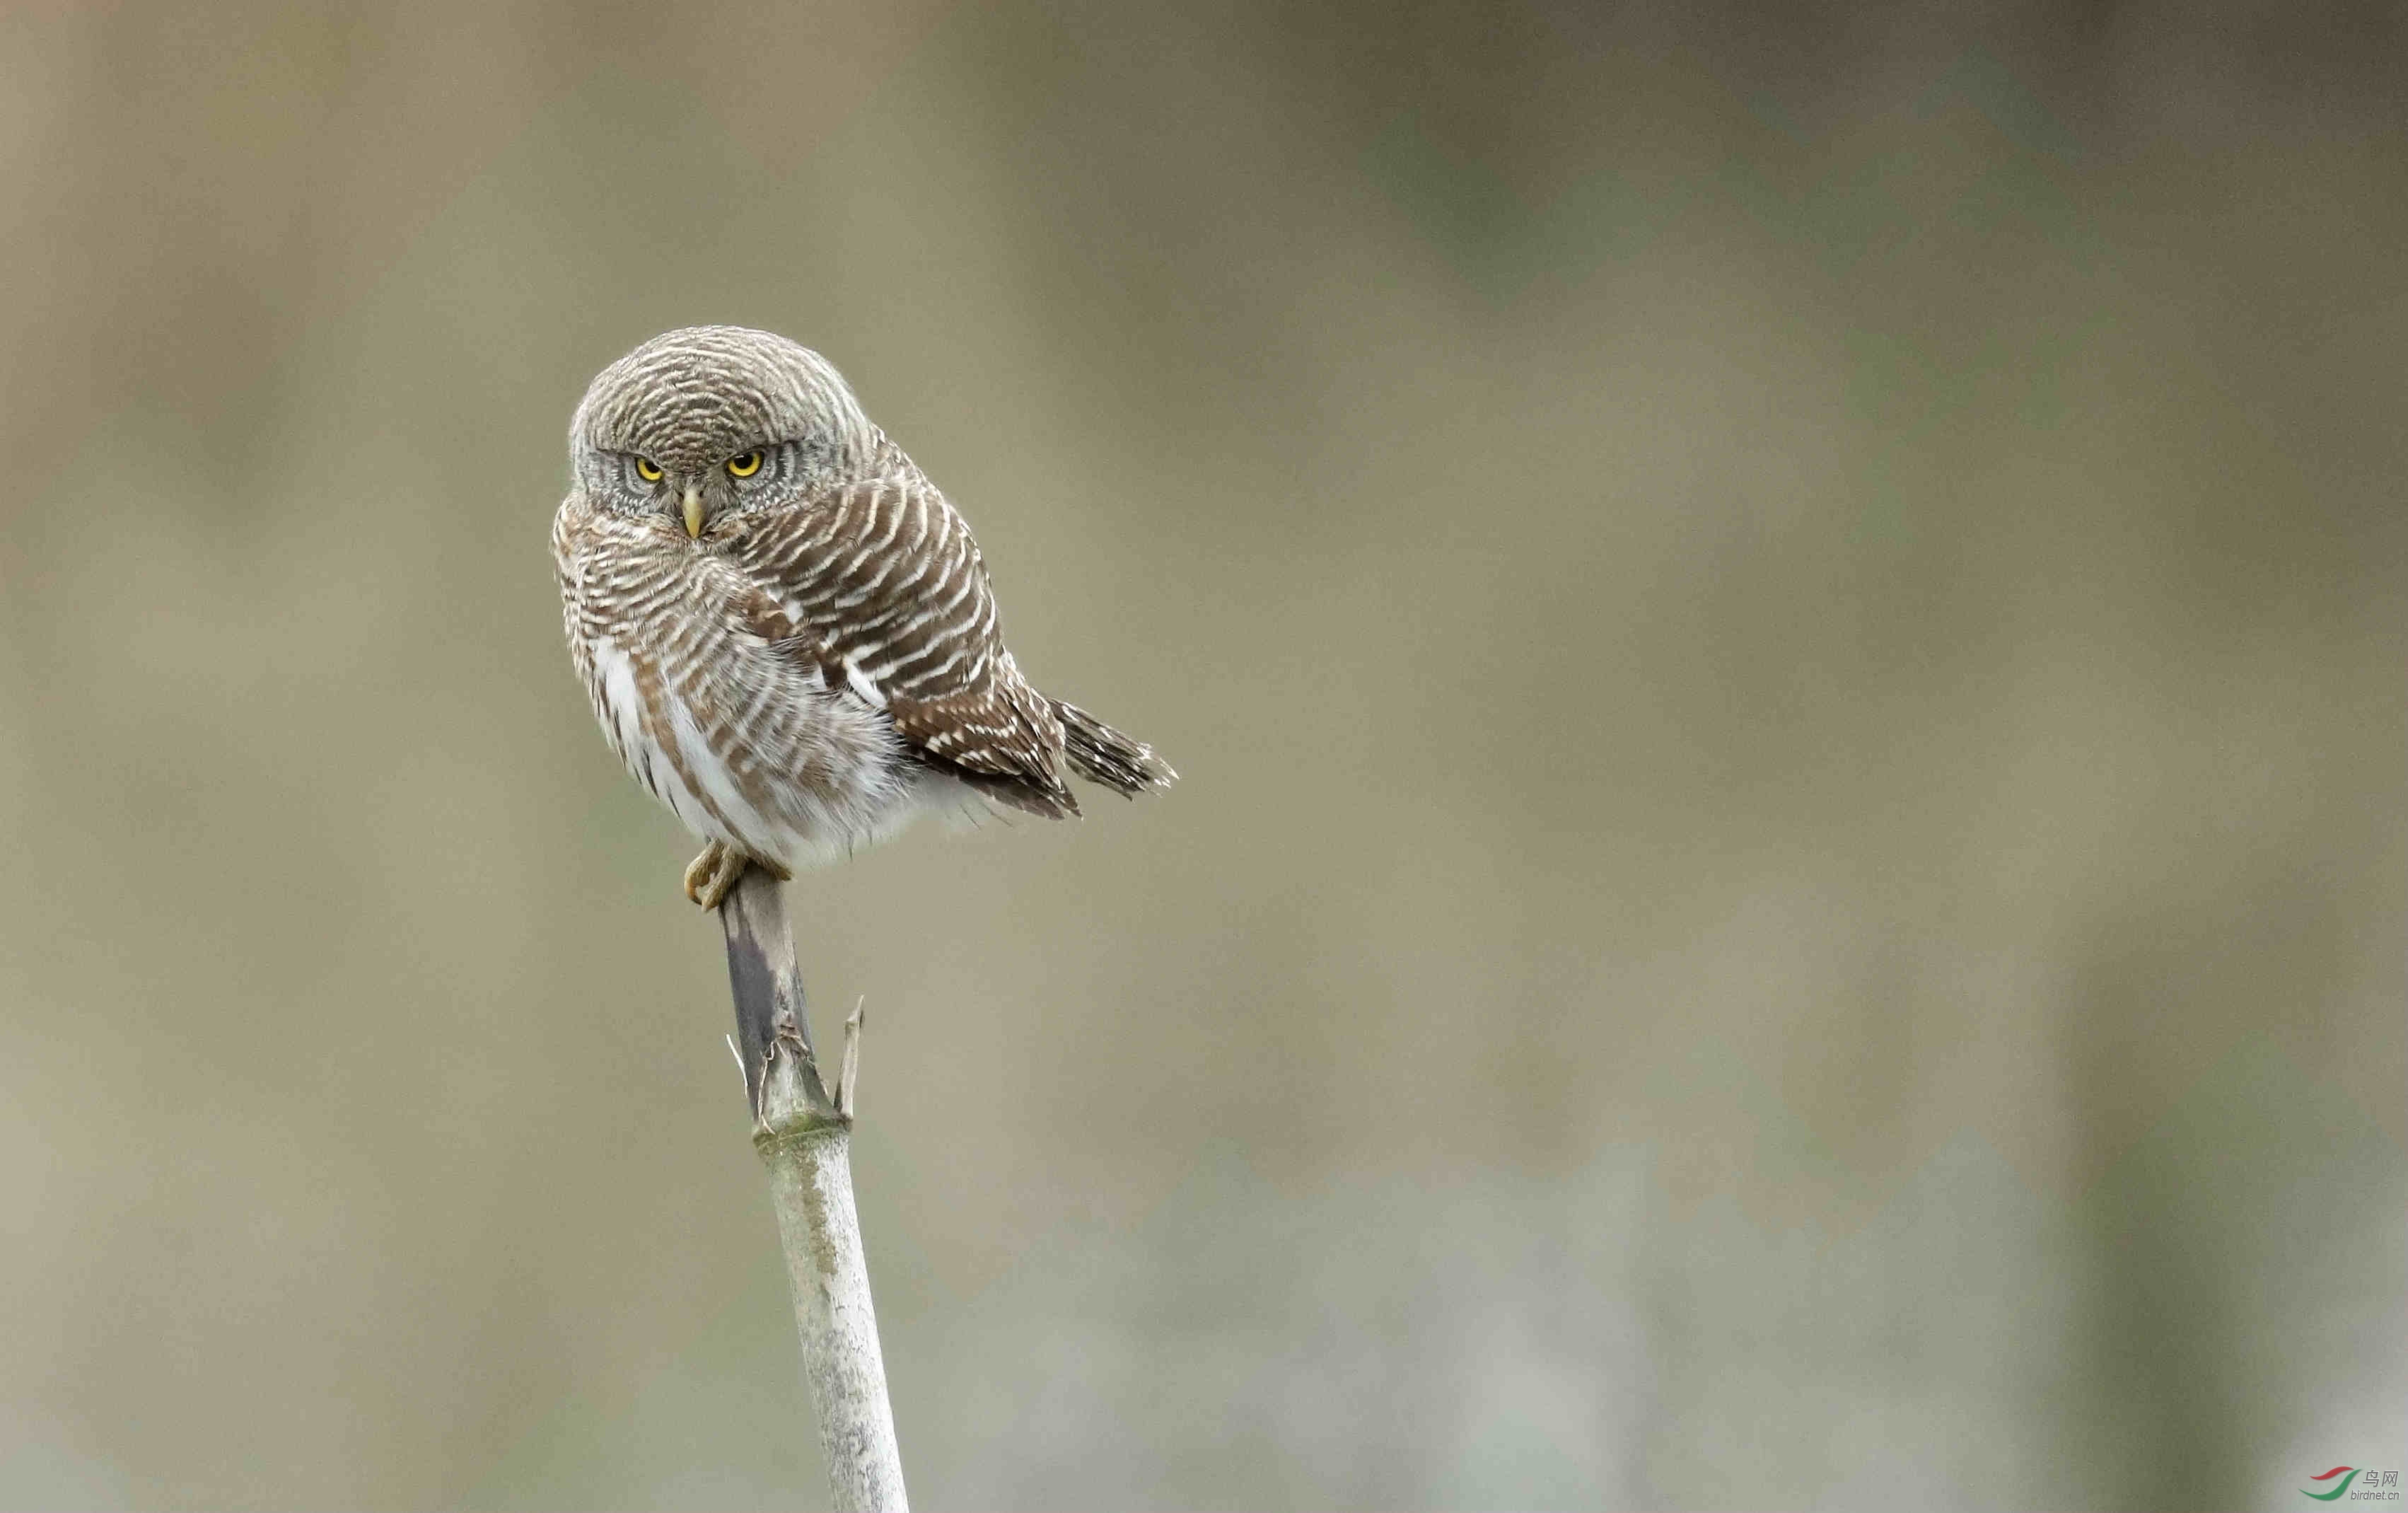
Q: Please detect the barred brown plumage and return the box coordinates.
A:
[554,325,1174,908]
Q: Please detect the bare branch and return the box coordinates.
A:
[719,864,907,1513]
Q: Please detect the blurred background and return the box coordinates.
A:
[1,1,2401,1508]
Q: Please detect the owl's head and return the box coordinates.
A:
[568,325,878,537]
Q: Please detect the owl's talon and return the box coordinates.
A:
[680,842,719,904]
[683,842,744,910]
[683,842,792,909]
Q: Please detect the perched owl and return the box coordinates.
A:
[554,325,1174,909]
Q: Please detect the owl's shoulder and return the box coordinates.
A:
[552,489,618,558]
[728,468,946,570]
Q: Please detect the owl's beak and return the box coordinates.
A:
[682,486,706,540]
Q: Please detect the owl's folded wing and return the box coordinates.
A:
[727,474,1078,818]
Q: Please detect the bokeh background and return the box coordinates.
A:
[2,1,2401,1508]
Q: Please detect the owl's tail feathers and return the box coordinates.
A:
[1054,700,1177,799]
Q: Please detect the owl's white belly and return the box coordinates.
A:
[585,638,959,870]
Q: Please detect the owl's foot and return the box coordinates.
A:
[682,841,791,910]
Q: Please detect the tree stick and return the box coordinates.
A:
[718,864,907,1513]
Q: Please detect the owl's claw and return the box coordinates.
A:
[682,841,791,910]
[682,842,740,910]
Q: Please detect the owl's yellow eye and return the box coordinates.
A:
[726,451,764,478]
[634,457,663,482]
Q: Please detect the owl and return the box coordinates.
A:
[553,325,1174,909]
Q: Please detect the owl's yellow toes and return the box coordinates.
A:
[682,842,791,909]
[682,842,743,910]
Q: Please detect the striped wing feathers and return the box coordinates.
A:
[731,476,1076,815]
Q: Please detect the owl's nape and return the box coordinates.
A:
[554,324,1174,908]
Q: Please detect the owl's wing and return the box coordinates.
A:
[728,473,1078,818]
